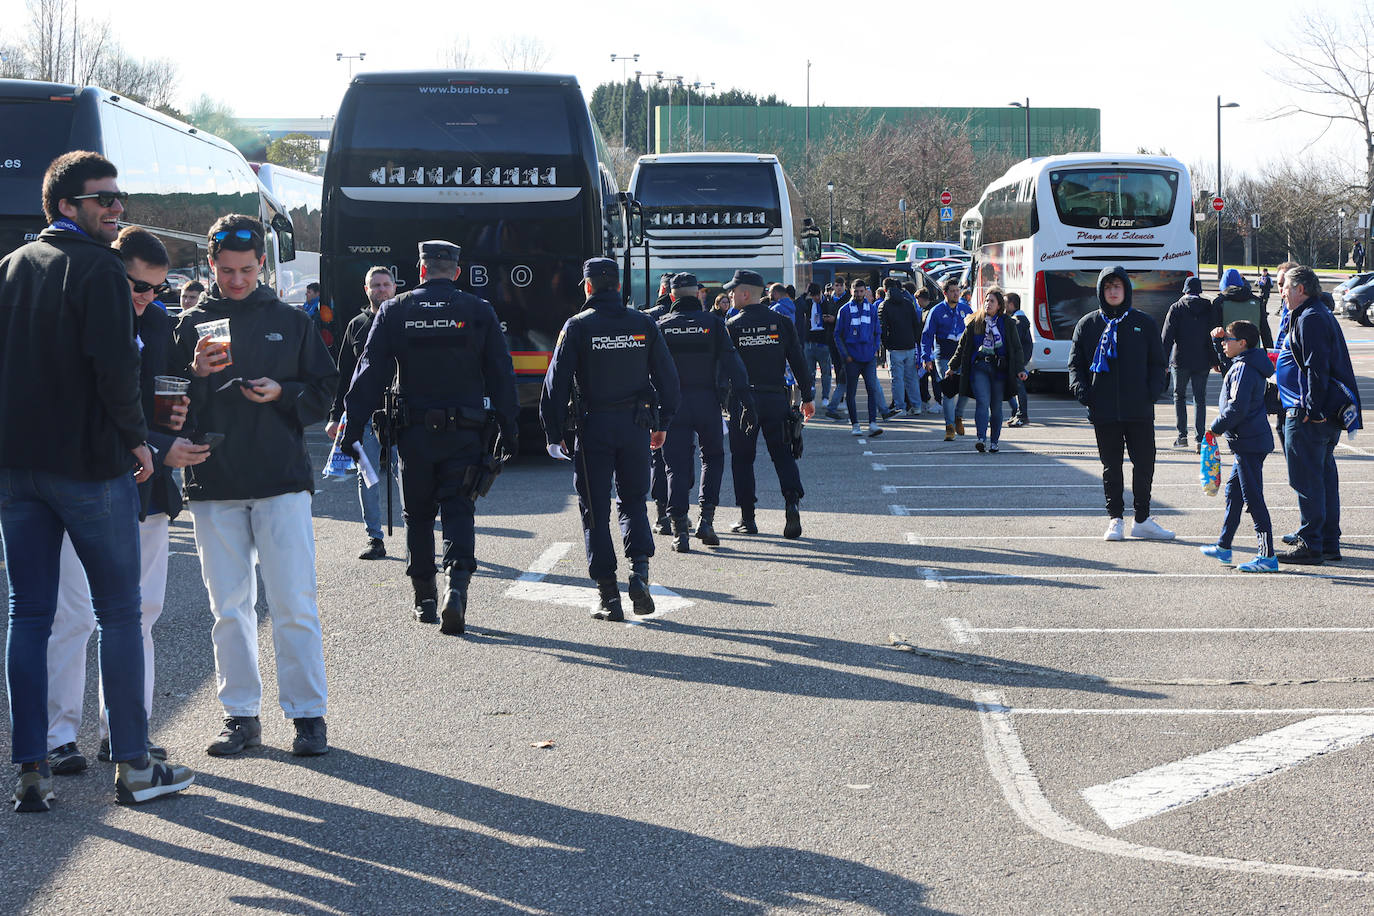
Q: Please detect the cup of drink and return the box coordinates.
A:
[195,318,232,369]
[153,376,190,427]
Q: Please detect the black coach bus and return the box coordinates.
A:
[321,70,615,409]
[0,79,297,308]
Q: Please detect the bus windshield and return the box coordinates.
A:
[1049,168,1179,229]
[635,163,780,211]
[0,100,75,216]
[345,83,575,157]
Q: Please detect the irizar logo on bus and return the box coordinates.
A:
[369,166,557,187]
[1098,217,1138,229]
[591,334,646,350]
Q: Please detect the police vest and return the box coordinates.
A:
[728,305,790,390]
[393,283,492,409]
[658,307,722,389]
[572,297,658,409]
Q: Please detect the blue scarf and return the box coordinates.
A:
[1090,308,1131,374]
[50,217,90,238]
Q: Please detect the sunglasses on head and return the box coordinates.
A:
[130,279,171,296]
[212,228,260,243]
[70,191,130,208]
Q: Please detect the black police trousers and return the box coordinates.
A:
[663,387,725,517]
[729,391,804,508]
[573,411,655,580]
[397,425,481,580]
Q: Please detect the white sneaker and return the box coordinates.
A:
[867,423,884,437]
[850,424,863,436]
[1130,516,1176,540]
[1103,518,1125,541]
[924,402,942,415]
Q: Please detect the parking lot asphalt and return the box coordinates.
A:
[1,317,1372,914]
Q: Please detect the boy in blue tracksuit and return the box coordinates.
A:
[1201,321,1277,572]
[834,277,885,436]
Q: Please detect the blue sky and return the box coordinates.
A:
[1,0,1363,183]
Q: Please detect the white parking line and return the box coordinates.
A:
[883,482,1211,491]
[974,690,1374,883]
[943,617,1374,645]
[938,570,1374,582]
[504,542,691,617]
[1080,716,1374,829]
[890,504,1374,514]
[910,533,1374,543]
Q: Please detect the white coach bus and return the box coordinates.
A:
[622,152,818,306]
[963,154,1198,381]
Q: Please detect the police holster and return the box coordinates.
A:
[632,393,661,430]
[787,403,805,459]
[461,411,508,501]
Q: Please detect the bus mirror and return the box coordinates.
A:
[271,214,296,263]
[629,210,644,246]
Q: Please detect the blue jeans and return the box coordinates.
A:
[0,468,147,764]
[888,349,919,410]
[1283,415,1342,552]
[844,359,883,424]
[970,361,1005,442]
[1011,376,1029,419]
[1174,367,1211,440]
[358,423,399,540]
[804,341,833,402]
[936,355,970,425]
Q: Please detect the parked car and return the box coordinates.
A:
[809,259,938,302]
[821,241,887,262]
[896,239,970,262]
[1342,277,1374,326]
[916,256,965,273]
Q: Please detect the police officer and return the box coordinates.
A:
[657,272,755,552]
[724,269,815,538]
[645,273,678,533]
[540,258,681,621]
[344,241,518,636]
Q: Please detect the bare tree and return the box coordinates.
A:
[1268,2,1374,203]
[496,35,550,72]
[439,37,481,69]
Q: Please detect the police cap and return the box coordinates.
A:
[723,269,765,291]
[418,240,461,262]
[671,272,699,290]
[582,257,620,280]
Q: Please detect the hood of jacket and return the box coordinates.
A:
[1235,345,1275,379]
[1221,268,1248,292]
[1096,266,1133,319]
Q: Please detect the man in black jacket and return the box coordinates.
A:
[1160,276,1221,450]
[0,151,194,811]
[1069,266,1173,542]
[325,266,399,560]
[46,227,211,776]
[878,278,922,416]
[173,214,338,759]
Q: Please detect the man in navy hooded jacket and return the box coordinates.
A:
[1274,265,1363,564]
[1160,276,1221,450]
[1069,266,1173,542]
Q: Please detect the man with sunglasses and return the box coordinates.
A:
[46,227,211,776]
[173,214,338,758]
[0,151,196,811]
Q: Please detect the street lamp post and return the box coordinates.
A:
[1008,98,1030,159]
[660,75,683,152]
[1216,96,1240,281]
[696,82,715,149]
[827,181,835,243]
[336,52,366,80]
[610,53,640,150]
[1339,206,1347,269]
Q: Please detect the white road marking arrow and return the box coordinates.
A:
[1081,716,1374,829]
[503,542,693,617]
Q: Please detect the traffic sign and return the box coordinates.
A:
[940,206,954,222]
[1212,197,1225,212]
[940,190,953,206]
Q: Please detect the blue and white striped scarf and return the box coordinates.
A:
[1090,308,1131,373]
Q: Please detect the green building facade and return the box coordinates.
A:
[652,105,1101,160]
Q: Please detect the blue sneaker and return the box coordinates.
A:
[1200,544,1232,563]
[1237,556,1279,573]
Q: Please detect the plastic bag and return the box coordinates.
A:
[1200,435,1221,496]
[323,412,356,479]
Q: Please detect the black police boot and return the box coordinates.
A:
[783,499,803,540]
[654,501,672,535]
[440,570,470,636]
[730,506,757,534]
[670,515,692,553]
[412,576,438,624]
[592,579,624,621]
[628,558,655,616]
[694,505,720,546]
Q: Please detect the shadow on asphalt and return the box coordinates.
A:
[102,758,954,915]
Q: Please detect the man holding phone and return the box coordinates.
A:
[173,214,338,758]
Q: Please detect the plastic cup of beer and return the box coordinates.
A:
[195,318,232,368]
[153,376,190,427]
